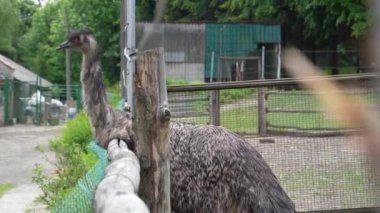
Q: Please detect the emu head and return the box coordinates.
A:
[57,28,97,53]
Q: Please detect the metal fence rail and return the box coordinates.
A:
[167,74,379,212]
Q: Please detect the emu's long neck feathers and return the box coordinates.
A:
[80,36,109,129]
[78,36,132,149]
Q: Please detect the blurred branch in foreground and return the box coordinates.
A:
[283,49,380,208]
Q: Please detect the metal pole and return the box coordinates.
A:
[64,9,71,103]
[210,51,215,82]
[125,0,136,116]
[120,0,127,99]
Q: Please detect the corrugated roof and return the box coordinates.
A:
[0,54,52,87]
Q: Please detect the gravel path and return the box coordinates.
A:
[0,125,61,213]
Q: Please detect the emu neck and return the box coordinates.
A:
[80,39,109,129]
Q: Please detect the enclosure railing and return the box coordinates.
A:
[168,73,377,136]
[0,80,82,126]
[167,73,379,212]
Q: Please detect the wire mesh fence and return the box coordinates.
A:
[51,142,108,213]
[0,78,82,126]
[168,74,379,212]
[135,22,372,84]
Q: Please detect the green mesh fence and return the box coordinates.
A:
[51,142,108,213]
[51,101,125,212]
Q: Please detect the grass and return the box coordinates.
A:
[0,183,16,198]
[178,87,377,133]
[281,165,375,210]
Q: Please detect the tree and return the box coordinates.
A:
[217,0,278,22]
[0,0,20,56]
[17,0,371,84]
[283,0,369,74]
[164,0,220,21]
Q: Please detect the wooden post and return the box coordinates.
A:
[134,48,171,212]
[258,88,267,136]
[258,57,267,136]
[210,90,220,126]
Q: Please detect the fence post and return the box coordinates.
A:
[210,90,220,126]
[4,78,9,126]
[258,54,267,136]
[134,48,171,212]
[258,89,267,136]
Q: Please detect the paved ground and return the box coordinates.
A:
[0,125,61,213]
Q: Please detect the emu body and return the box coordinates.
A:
[58,29,295,212]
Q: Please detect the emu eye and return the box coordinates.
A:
[71,36,80,43]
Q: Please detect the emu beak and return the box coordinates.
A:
[57,40,72,50]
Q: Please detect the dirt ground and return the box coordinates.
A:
[246,135,378,212]
[0,125,61,213]
[0,124,376,212]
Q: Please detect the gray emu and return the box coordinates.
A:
[58,29,295,213]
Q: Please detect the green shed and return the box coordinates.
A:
[205,23,281,81]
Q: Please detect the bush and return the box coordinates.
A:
[33,112,96,209]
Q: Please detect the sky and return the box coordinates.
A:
[33,0,48,6]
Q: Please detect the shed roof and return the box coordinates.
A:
[0,54,52,87]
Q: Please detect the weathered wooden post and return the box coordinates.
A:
[258,88,267,136]
[210,90,220,126]
[258,51,267,136]
[134,47,171,212]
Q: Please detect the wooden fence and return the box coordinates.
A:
[167,73,376,136]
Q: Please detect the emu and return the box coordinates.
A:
[58,29,295,213]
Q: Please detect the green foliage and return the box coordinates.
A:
[220,88,256,104]
[3,0,372,85]
[218,0,278,22]
[0,183,16,198]
[0,0,20,55]
[106,83,122,107]
[50,85,62,99]
[286,0,369,42]
[33,112,96,209]
[165,0,220,21]
[18,1,66,83]
[166,77,203,86]
[136,0,155,21]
